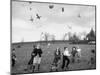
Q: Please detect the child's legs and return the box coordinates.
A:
[66,57,70,68]
[72,56,75,63]
[12,59,15,67]
[30,64,33,70]
[32,57,38,72]
[37,57,41,70]
[62,56,66,69]
[37,57,41,64]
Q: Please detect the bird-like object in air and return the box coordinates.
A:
[36,14,41,19]
[67,25,72,29]
[29,1,32,4]
[49,5,54,9]
[29,16,34,22]
[62,7,64,12]
[30,7,32,11]
[78,14,81,18]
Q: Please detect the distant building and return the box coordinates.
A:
[63,32,73,40]
[40,32,55,41]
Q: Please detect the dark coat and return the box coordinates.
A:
[28,50,35,65]
[33,48,43,57]
[71,50,78,57]
[53,49,61,64]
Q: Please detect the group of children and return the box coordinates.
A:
[50,46,82,71]
[11,44,95,72]
[27,45,82,72]
[25,45,43,72]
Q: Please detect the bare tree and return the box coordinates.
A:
[69,33,80,43]
[62,33,68,40]
[40,32,44,41]
[50,34,55,44]
[86,28,96,41]
[51,34,55,41]
[44,32,49,41]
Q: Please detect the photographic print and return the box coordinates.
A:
[11,0,96,74]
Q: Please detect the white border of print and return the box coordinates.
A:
[0,0,100,75]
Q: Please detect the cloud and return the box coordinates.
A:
[12,18,41,42]
[12,1,95,42]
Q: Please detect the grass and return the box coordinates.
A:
[11,42,96,74]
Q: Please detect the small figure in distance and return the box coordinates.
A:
[12,48,17,67]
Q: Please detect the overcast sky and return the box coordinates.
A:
[12,1,95,43]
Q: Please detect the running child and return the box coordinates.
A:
[62,47,71,70]
[50,47,61,72]
[32,44,43,72]
[71,47,78,63]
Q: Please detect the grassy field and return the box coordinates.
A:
[11,42,96,74]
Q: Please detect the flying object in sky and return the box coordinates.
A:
[36,14,41,19]
[29,1,32,4]
[28,1,32,11]
[62,7,64,12]
[49,5,54,9]
[78,14,81,18]
[30,7,32,11]
[67,25,72,29]
[29,16,34,22]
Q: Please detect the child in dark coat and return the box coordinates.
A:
[71,47,78,63]
[24,45,36,72]
[12,48,17,67]
[62,47,71,70]
[32,45,43,72]
[50,48,61,71]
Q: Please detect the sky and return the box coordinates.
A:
[12,1,95,43]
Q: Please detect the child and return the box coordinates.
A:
[12,48,17,67]
[24,45,36,72]
[88,49,96,67]
[76,46,82,63]
[50,48,61,71]
[62,47,71,70]
[32,44,43,72]
[71,47,78,63]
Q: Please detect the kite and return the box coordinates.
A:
[49,5,54,9]
[62,7,64,12]
[36,14,41,19]
[29,16,34,22]
[29,1,32,4]
[78,14,81,18]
